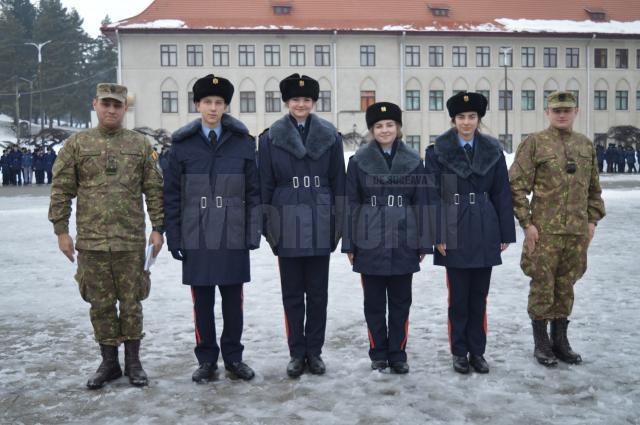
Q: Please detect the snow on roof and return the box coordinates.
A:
[119,19,187,29]
[496,18,640,34]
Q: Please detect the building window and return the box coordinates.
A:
[213,45,229,66]
[521,90,535,111]
[317,90,332,112]
[543,90,554,109]
[405,45,420,67]
[162,91,178,113]
[521,47,535,67]
[568,90,580,106]
[637,49,640,68]
[405,90,420,111]
[240,91,256,113]
[543,47,557,68]
[429,90,444,111]
[566,48,579,68]
[429,135,439,143]
[477,90,490,110]
[290,45,305,66]
[476,46,490,67]
[360,90,375,111]
[429,7,449,16]
[637,91,640,111]
[615,90,628,110]
[186,45,203,67]
[188,92,197,113]
[160,44,177,66]
[265,91,281,113]
[239,45,255,66]
[499,47,513,67]
[272,5,291,15]
[594,48,607,68]
[452,46,467,67]
[264,45,280,66]
[615,49,628,69]
[315,45,330,66]
[499,90,512,110]
[406,135,420,152]
[360,45,375,66]
[428,46,444,67]
[498,134,513,153]
[594,90,607,110]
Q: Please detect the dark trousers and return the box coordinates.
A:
[278,255,330,359]
[597,161,604,173]
[446,267,492,357]
[45,169,52,184]
[35,170,45,184]
[362,274,412,363]
[191,284,244,364]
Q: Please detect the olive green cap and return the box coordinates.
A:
[547,91,577,109]
[96,83,127,103]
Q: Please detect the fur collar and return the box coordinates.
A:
[172,114,248,143]
[434,128,502,178]
[354,139,421,176]
[269,114,337,160]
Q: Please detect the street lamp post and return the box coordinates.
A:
[500,47,512,152]
[18,77,34,136]
[25,40,51,130]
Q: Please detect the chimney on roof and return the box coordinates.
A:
[428,5,450,17]
[584,8,607,21]
[272,3,293,15]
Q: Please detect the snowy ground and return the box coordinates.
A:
[1,180,639,425]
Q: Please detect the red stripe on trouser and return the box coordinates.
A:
[446,271,452,354]
[361,275,374,348]
[191,287,202,345]
[401,319,409,350]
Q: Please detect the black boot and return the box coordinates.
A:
[389,361,410,374]
[452,355,470,374]
[469,355,490,374]
[87,344,122,389]
[370,360,388,371]
[192,362,217,383]
[124,340,148,387]
[532,320,558,367]
[287,357,305,378]
[224,361,255,381]
[550,318,582,364]
[306,355,326,375]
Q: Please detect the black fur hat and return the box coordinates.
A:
[192,74,234,104]
[365,102,402,128]
[279,73,320,102]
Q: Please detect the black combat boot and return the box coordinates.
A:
[389,361,410,374]
[532,320,558,367]
[371,360,388,371]
[124,340,148,387]
[287,357,305,378]
[87,344,122,389]
[224,361,255,381]
[452,355,470,374]
[469,355,489,374]
[550,318,583,364]
[192,362,217,383]
[306,355,326,375]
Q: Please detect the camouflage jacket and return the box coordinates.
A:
[509,126,606,235]
[48,127,164,251]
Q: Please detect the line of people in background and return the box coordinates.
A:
[0,145,56,186]
[597,143,640,173]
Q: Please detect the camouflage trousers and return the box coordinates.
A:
[75,249,151,346]
[520,233,589,320]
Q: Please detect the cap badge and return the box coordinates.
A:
[381,106,387,112]
[212,78,219,85]
[464,95,469,102]
[299,80,305,87]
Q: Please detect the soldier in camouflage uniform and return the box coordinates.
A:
[509,91,606,367]
[48,83,164,389]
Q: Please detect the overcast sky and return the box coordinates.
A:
[54,0,155,37]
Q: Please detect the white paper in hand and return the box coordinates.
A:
[144,244,157,271]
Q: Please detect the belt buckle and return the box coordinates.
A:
[469,192,476,205]
[454,193,460,205]
[292,177,299,188]
[314,176,320,187]
[388,195,394,207]
[371,195,377,206]
[397,195,403,207]
[216,196,223,208]
[200,196,207,209]
[303,176,310,188]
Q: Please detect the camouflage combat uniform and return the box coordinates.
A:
[509,126,606,320]
[48,125,163,346]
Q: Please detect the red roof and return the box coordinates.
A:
[104,0,640,35]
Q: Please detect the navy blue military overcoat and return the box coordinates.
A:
[342,139,432,276]
[164,114,261,286]
[424,128,516,268]
[258,114,345,257]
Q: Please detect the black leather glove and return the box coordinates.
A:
[170,249,185,261]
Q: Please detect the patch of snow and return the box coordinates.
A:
[496,18,640,34]
[120,19,187,29]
